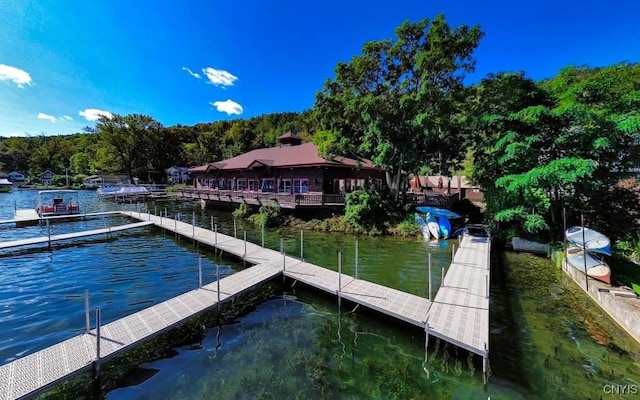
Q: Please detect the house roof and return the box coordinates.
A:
[39,170,54,176]
[83,175,102,180]
[167,166,190,172]
[188,142,381,174]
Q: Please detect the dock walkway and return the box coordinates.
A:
[426,234,490,358]
[0,211,122,225]
[0,211,491,399]
[0,221,154,251]
[122,211,433,329]
[0,262,280,400]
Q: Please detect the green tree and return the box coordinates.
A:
[467,65,640,238]
[314,15,483,193]
[95,114,163,184]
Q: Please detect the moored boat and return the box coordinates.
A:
[564,246,611,284]
[438,215,452,239]
[414,213,431,238]
[36,190,81,217]
[0,178,12,193]
[565,226,611,256]
[426,213,441,239]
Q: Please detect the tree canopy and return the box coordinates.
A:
[313,15,483,193]
[465,64,640,239]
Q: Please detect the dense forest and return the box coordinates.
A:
[1,15,639,242]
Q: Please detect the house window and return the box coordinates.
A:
[262,178,275,193]
[219,178,226,189]
[237,179,247,191]
[248,179,259,191]
[375,179,382,190]
[278,179,292,194]
[293,178,309,194]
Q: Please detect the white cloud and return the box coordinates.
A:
[37,112,56,123]
[210,99,243,115]
[202,67,238,87]
[0,64,32,87]
[61,115,73,121]
[2,132,29,137]
[182,66,201,79]
[79,108,113,121]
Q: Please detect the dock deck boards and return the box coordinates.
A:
[0,263,280,400]
[0,211,491,399]
[124,212,433,328]
[0,211,122,225]
[426,235,490,356]
[0,221,154,250]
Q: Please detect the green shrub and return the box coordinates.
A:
[232,202,250,219]
[249,201,283,228]
[344,186,410,233]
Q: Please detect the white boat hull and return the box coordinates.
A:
[565,247,611,284]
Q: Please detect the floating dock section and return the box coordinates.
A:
[0,211,492,399]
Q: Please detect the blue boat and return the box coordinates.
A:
[415,206,461,220]
[438,215,452,238]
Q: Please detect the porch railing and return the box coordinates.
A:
[177,188,456,208]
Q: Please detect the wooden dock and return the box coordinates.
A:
[0,211,122,226]
[0,221,154,251]
[0,211,491,399]
[425,234,491,372]
[122,211,433,328]
[0,263,281,400]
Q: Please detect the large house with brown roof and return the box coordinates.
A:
[183,133,386,208]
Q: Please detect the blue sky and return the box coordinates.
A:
[1,0,638,137]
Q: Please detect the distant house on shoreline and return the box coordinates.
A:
[409,175,484,202]
[39,170,54,186]
[188,132,385,200]
[166,166,190,184]
[8,171,27,182]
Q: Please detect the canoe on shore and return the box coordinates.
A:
[565,246,611,284]
[565,226,611,256]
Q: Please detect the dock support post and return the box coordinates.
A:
[280,236,283,254]
[216,263,221,313]
[164,207,167,218]
[486,275,489,299]
[428,253,432,301]
[300,230,304,261]
[581,214,589,291]
[355,240,359,280]
[211,215,214,232]
[214,224,218,245]
[47,219,51,249]
[338,251,342,309]
[174,216,177,238]
[425,326,429,363]
[155,205,157,216]
[198,256,202,288]
[95,308,102,375]
[243,231,247,266]
[233,219,237,238]
[85,289,90,333]
[192,211,195,240]
[483,342,488,385]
